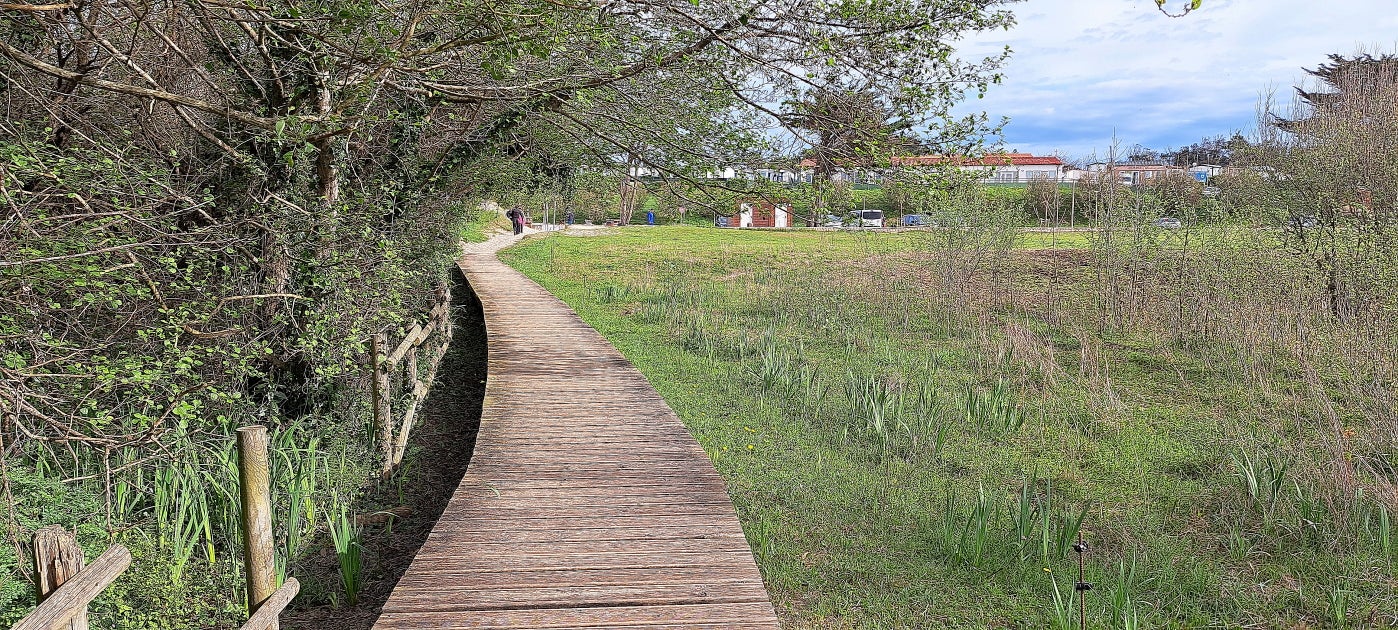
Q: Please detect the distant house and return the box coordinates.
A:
[748,167,809,184]
[1187,164,1223,182]
[1091,162,1187,186]
[897,153,1066,183]
[796,152,1066,184]
[705,166,740,180]
[884,153,1067,183]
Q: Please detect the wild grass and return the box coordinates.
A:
[327,505,364,606]
[501,226,1398,628]
[0,413,370,627]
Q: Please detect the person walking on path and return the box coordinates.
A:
[506,207,524,235]
[566,209,575,226]
[646,210,656,225]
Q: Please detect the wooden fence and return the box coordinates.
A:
[15,530,129,630]
[12,290,458,627]
[12,426,298,630]
[369,285,454,477]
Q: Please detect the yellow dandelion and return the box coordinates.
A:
[746,444,755,450]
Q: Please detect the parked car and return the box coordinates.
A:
[900,214,929,227]
[1150,217,1182,229]
[822,214,845,227]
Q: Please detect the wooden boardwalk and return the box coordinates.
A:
[374,234,781,630]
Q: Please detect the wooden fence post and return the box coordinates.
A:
[237,426,277,629]
[370,332,393,477]
[33,525,86,630]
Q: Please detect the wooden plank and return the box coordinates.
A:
[420,532,749,553]
[391,564,759,590]
[421,515,744,532]
[386,323,425,369]
[237,578,299,630]
[379,625,777,630]
[382,582,771,612]
[443,488,735,504]
[412,536,755,560]
[447,478,730,492]
[374,602,780,629]
[437,504,740,522]
[391,346,423,467]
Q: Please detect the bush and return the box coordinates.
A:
[1141,171,1204,218]
[1023,179,1072,223]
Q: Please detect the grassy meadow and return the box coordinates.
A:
[500,225,1398,629]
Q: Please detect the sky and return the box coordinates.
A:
[952,0,1398,162]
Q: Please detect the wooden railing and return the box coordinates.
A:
[236,578,299,630]
[14,532,129,630]
[12,426,300,630]
[369,287,454,476]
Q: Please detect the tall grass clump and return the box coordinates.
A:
[844,371,902,451]
[963,378,1029,435]
[940,485,998,568]
[1232,450,1290,520]
[328,505,365,607]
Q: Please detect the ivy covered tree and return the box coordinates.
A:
[1,0,1017,439]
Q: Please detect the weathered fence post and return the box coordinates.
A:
[370,332,393,477]
[33,525,86,630]
[237,426,277,629]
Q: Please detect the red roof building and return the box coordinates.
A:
[893,153,1065,183]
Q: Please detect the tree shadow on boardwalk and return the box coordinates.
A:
[284,265,487,629]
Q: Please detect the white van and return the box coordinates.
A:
[854,210,884,228]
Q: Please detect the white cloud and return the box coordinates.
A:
[951,0,1398,159]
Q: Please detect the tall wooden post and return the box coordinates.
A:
[370,332,393,477]
[237,426,277,629]
[33,525,86,630]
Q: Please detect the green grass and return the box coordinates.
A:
[500,226,1398,628]
[461,204,511,243]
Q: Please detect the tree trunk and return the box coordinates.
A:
[619,153,640,225]
[314,71,339,211]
